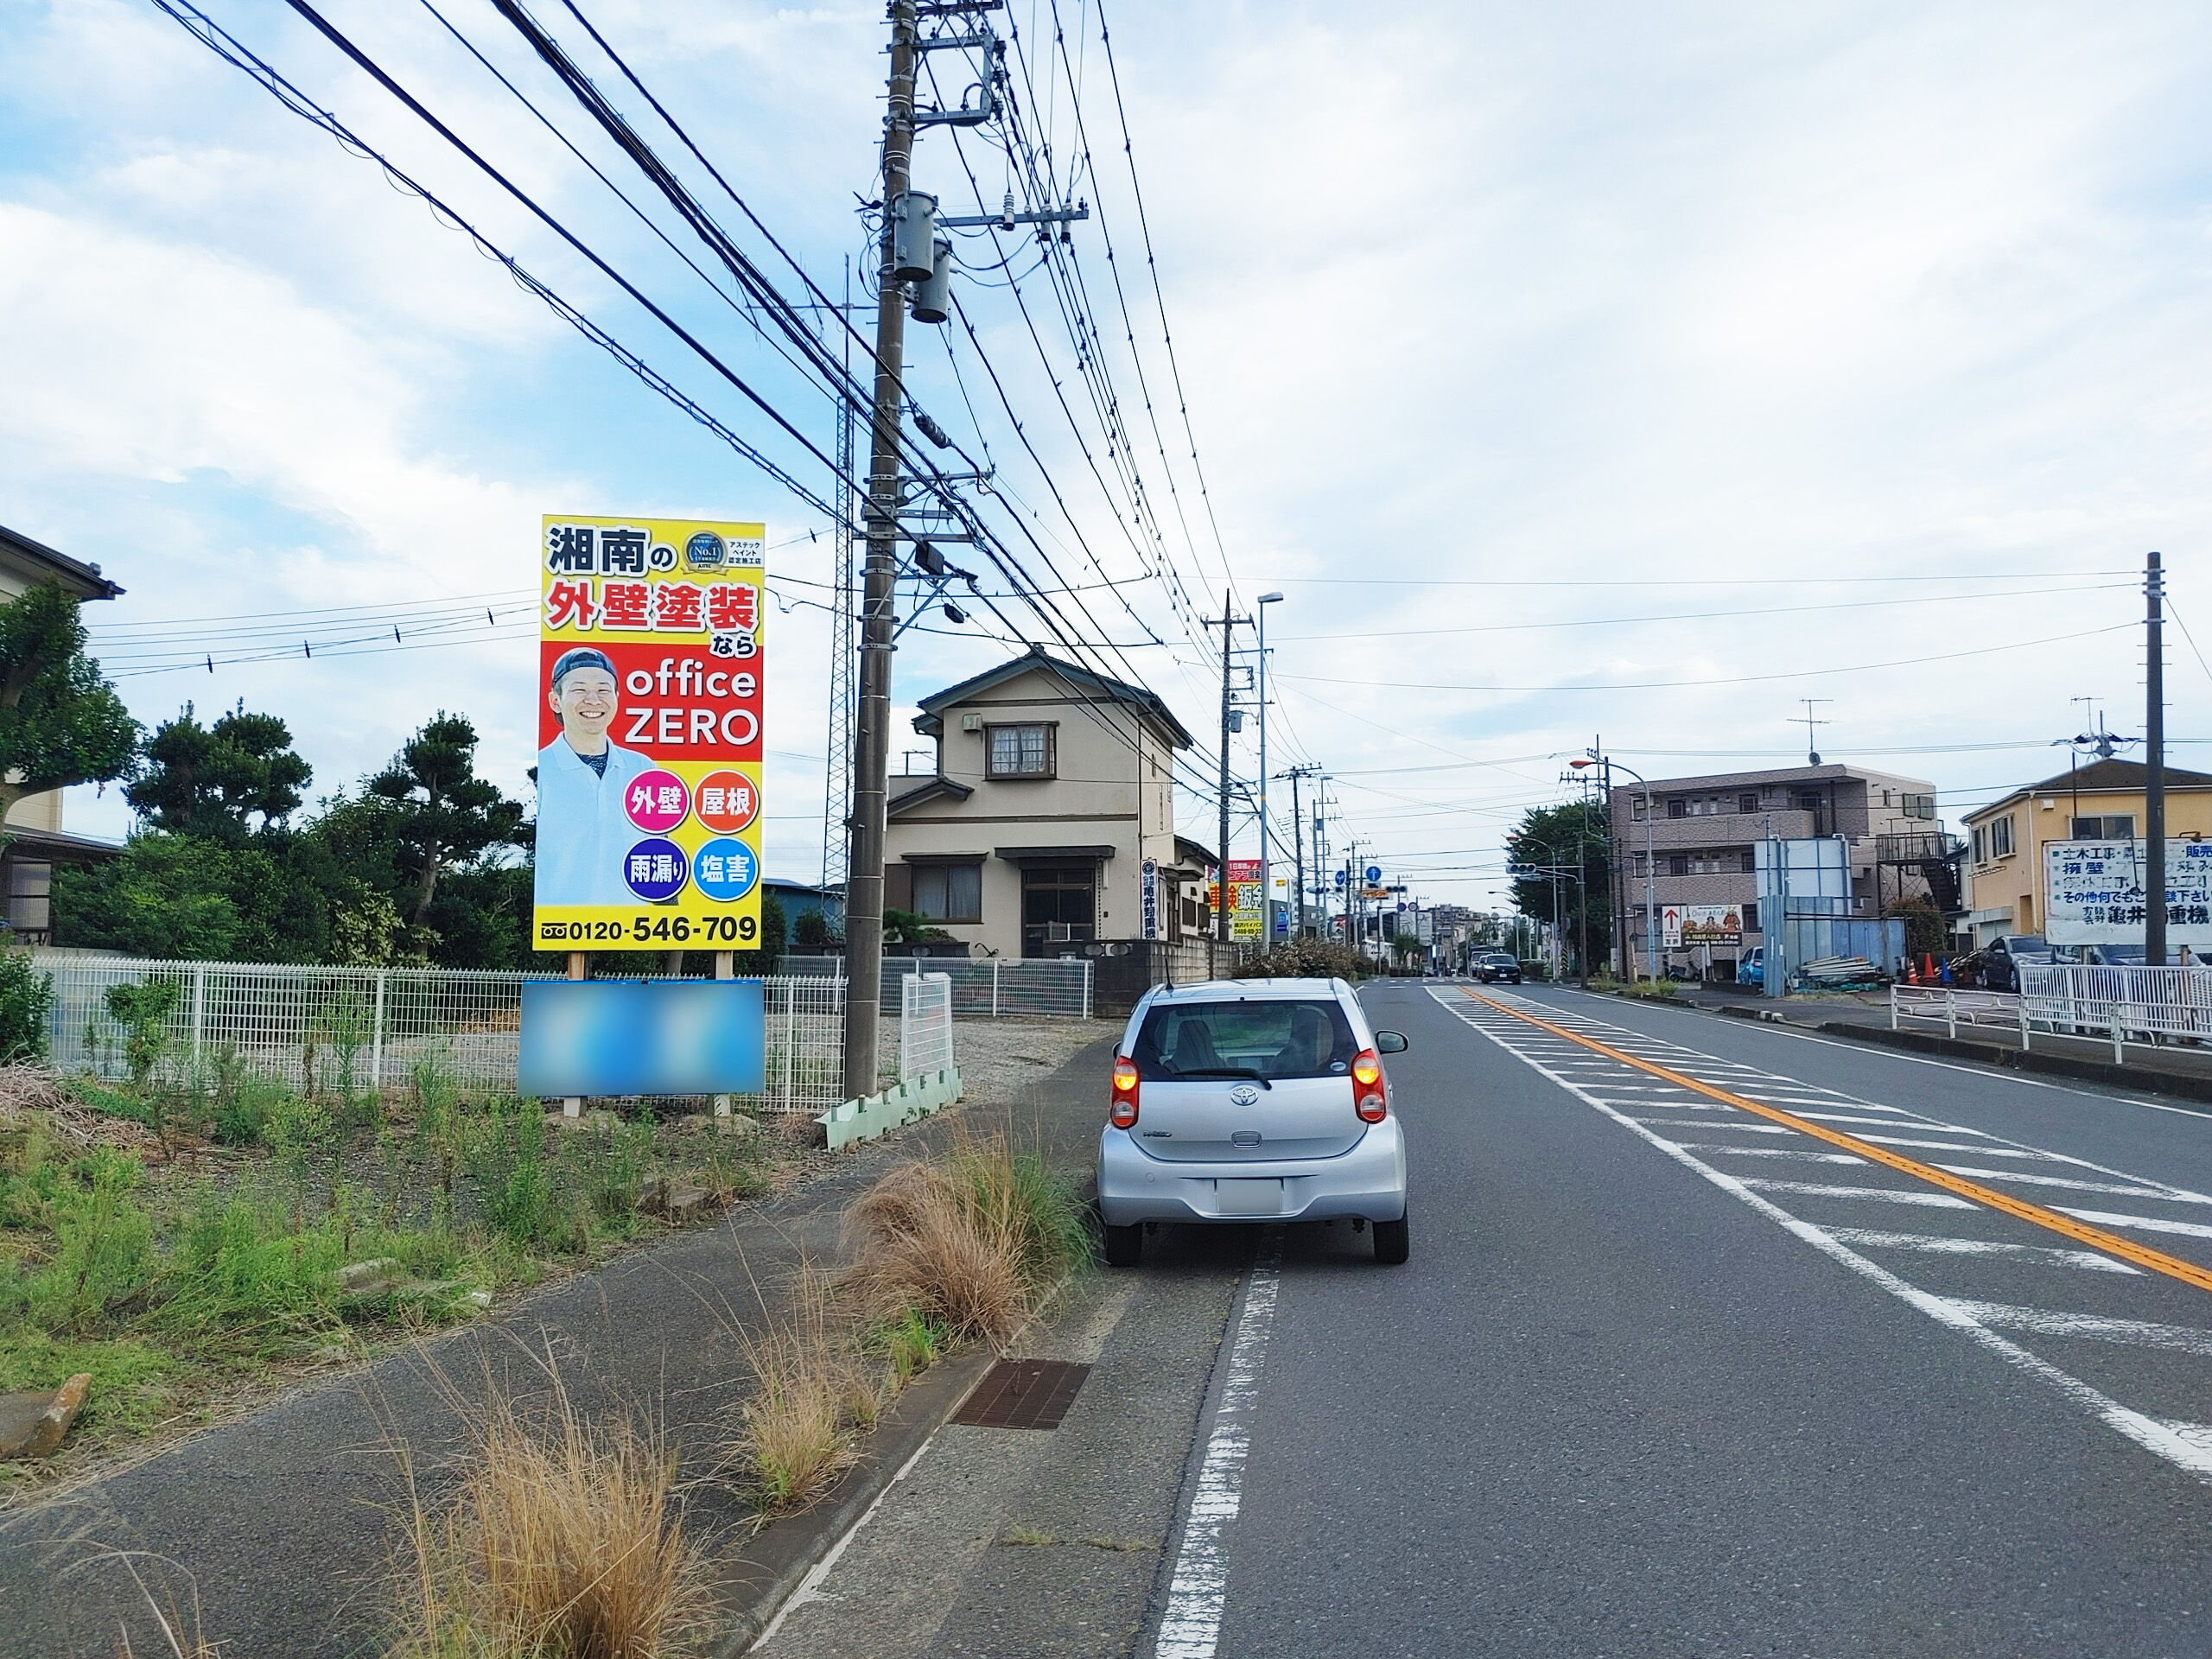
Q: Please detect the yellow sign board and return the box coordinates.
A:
[533,515,766,950]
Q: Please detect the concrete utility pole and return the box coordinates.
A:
[1205,592,1249,943]
[843,0,919,1103]
[1281,764,1319,939]
[2147,550,2168,966]
[1256,593,1283,944]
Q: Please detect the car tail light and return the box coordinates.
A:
[1109,1057,1141,1128]
[1351,1048,1387,1122]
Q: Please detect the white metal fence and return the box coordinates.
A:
[2018,963,2212,1061]
[1890,985,2025,1039]
[779,955,1094,1020]
[899,973,955,1083]
[33,953,847,1115]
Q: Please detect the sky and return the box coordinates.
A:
[3,0,2210,918]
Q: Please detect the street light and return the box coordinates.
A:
[1571,753,1657,982]
[1257,593,1284,947]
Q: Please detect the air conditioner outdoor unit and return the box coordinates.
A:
[961,713,983,733]
[1046,922,1073,942]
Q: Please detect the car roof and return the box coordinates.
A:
[1139,976,1353,1003]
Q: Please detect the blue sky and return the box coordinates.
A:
[3,0,2211,912]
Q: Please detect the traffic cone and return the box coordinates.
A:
[1923,952,1937,983]
[1906,957,1920,985]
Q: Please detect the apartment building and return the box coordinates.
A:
[1607,761,1942,976]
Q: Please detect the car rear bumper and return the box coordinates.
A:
[1096,1120,1407,1226]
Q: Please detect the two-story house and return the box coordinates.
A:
[1961,757,2212,945]
[884,649,1210,959]
[0,524,125,940]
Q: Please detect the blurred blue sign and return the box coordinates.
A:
[1363,864,1382,884]
[1334,870,1347,888]
[519,979,766,1097]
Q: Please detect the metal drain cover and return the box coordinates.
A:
[953,1359,1090,1430]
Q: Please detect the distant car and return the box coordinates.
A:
[2084,944,2144,966]
[1982,934,2060,992]
[1738,947,1764,987]
[1474,952,1522,983]
[1096,977,1410,1267]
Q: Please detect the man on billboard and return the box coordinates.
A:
[537,647,655,906]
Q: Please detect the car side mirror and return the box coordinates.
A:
[1375,1030,1408,1053]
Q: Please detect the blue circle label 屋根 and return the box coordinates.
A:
[692,837,760,902]
[623,837,689,901]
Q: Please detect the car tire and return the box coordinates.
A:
[1103,1223,1143,1268]
[1373,1213,1409,1265]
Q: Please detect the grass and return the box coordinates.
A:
[387,1370,706,1659]
[0,1058,787,1489]
[840,1131,1088,1346]
[732,1267,864,1513]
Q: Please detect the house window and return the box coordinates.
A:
[1667,798,1687,819]
[2072,814,2135,839]
[1631,795,1648,820]
[1973,825,1987,865]
[910,861,982,924]
[1669,854,1689,876]
[1738,792,1759,815]
[1743,901,1759,931]
[987,723,1055,779]
[1797,792,1821,814]
[1991,815,2014,858]
[1902,793,1936,820]
[1632,852,1649,876]
[1740,849,1757,874]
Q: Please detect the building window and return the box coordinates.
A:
[1667,798,1687,819]
[1902,792,1936,820]
[1669,854,1689,876]
[1797,792,1821,814]
[1740,849,1758,874]
[1991,815,2014,858]
[1632,852,1649,876]
[910,861,982,923]
[2072,814,2135,839]
[1631,795,1648,820]
[987,723,1055,779]
[1738,792,1759,815]
[1743,901,1759,931]
[1973,825,1986,865]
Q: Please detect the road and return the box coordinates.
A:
[760,982,2212,1658]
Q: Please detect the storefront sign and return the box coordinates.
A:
[2045,839,2212,946]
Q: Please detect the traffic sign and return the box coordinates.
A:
[1363,864,1382,884]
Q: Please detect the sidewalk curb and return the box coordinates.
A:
[707,1344,997,1656]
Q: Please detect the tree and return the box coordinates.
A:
[125,702,311,842]
[1504,799,1614,976]
[0,582,138,824]
[367,714,526,928]
[1884,893,1947,962]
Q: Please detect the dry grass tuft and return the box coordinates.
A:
[840,1132,1086,1347]
[387,1372,705,1659]
[731,1268,864,1514]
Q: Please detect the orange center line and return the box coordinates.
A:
[1462,988,2212,1297]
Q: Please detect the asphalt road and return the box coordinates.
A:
[1160,981,2212,1658]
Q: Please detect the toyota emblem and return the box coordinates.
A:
[1229,1084,1260,1108]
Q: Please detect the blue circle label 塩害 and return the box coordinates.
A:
[693,837,760,902]
[623,837,690,901]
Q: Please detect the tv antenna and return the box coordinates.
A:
[1795,698,1832,766]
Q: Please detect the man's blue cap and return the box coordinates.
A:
[550,647,617,690]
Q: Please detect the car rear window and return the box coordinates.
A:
[1131,999,1360,1082]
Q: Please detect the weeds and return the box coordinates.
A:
[869,1304,950,1389]
[842,1132,1086,1345]
[387,1371,705,1659]
[733,1268,863,1512]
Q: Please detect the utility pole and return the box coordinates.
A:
[2147,550,2168,965]
[1205,592,1249,944]
[1281,764,1319,939]
[843,1,920,1104]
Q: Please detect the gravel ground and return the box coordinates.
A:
[875,1014,1114,1103]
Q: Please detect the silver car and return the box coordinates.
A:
[1096,977,1411,1267]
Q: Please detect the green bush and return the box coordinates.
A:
[20,1151,156,1332]
[465,1097,570,1251]
[0,951,53,1062]
[103,978,183,1089]
[1234,938,1370,981]
[160,1194,341,1335]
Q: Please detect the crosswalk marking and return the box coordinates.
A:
[1824,1228,2141,1274]
[1936,1300,2212,1358]
[1736,1179,1977,1207]
[2057,1208,2212,1241]
[1933,1166,2204,1201]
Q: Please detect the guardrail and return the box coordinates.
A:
[2018,963,2212,1063]
[1890,985,2025,1041]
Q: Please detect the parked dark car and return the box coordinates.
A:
[1475,952,1522,983]
[1982,933,2061,992]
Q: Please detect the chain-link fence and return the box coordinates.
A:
[32,952,847,1116]
[779,955,1093,1019]
[899,973,955,1082]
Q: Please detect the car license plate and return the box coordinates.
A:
[1216,1179,1283,1217]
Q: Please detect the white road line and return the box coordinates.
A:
[2057,1208,2212,1241]
[1932,1166,2206,1201]
[1675,1146,1866,1163]
[1154,1234,1283,1659]
[1936,1300,2212,1357]
[1737,1179,1977,1207]
[1789,1111,1926,1127]
[1850,1135,2045,1156]
[1429,988,2212,1481]
[1824,1228,2141,1274]
[1636,1119,1793,1133]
